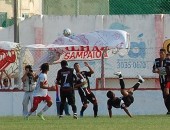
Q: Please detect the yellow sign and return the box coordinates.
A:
[163,39,170,53]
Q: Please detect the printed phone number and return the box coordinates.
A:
[117,61,146,68]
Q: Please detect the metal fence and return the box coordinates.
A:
[1,0,170,28]
[0,0,169,90]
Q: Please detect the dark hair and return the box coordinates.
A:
[61,60,68,68]
[3,78,8,82]
[74,62,79,67]
[107,91,115,99]
[25,65,32,71]
[160,48,166,53]
[40,63,49,72]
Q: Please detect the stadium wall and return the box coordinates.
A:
[0,90,167,116]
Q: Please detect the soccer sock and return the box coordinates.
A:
[132,83,140,91]
[80,106,87,113]
[59,103,65,115]
[40,105,50,113]
[165,95,170,112]
[93,104,98,117]
[27,107,36,116]
[27,111,32,117]
[119,74,123,78]
[64,102,70,115]
[138,80,143,84]
[119,79,125,89]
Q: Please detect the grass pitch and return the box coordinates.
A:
[0,115,169,130]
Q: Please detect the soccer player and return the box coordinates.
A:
[26,63,53,120]
[74,62,98,117]
[152,48,170,114]
[56,60,78,119]
[163,53,170,112]
[107,71,145,118]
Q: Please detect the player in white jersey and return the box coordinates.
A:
[26,63,54,120]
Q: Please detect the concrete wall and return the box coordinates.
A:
[0,90,166,116]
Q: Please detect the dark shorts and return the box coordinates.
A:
[60,89,75,105]
[78,88,89,104]
[86,92,97,104]
[78,88,97,105]
[122,95,134,107]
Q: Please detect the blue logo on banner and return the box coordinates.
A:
[128,42,146,58]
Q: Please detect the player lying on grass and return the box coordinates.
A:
[107,71,145,118]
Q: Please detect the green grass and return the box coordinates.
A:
[0,115,170,130]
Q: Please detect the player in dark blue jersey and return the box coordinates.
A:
[107,71,145,118]
[74,62,98,117]
[56,60,77,119]
[152,48,170,114]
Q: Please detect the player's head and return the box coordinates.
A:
[40,63,49,73]
[107,91,115,99]
[61,60,68,68]
[25,65,32,72]
[74,62,80,72]
[159,48,166,59]
[3,78,9,87]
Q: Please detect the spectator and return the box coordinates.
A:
[0,70,12,90]
[21,65,37,117]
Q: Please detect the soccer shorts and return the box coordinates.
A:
[33,95,52,107]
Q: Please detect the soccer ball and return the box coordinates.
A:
[63,28,71,37]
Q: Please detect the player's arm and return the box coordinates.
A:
[74,81,87,88]
[84,62,94,74]
[107,100,112,118]
[152,60,159,74]
[108,109,112,118]
[120,100,132,118]
[74,73,87,88]
[56,71,61,85]
[40,81,49,89]
[123,107,132,118]
[21,70,28,82]
[33,72,38,82]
